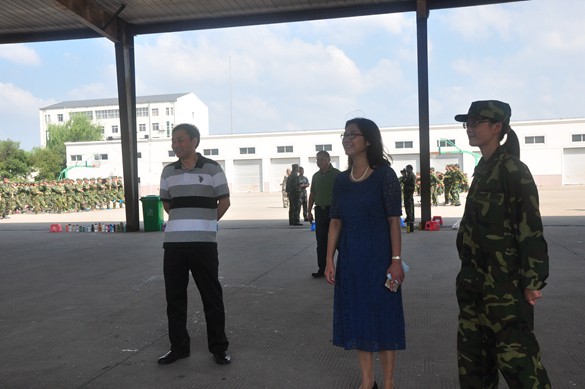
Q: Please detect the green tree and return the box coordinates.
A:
[46,113,103,170]
[29,147,63,181]
[0,139,30,179]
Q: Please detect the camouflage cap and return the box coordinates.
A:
[454,100,511,125]
[292,164,299,169]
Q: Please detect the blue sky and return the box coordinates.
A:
[0,0,583,151]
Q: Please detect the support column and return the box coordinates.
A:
[115,21,139,231]
[416,0,431,226]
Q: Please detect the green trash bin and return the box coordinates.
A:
[140,195,164,231]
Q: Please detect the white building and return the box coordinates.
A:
[39,92,209,147]
[64,117,585,195]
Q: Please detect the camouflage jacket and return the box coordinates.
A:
[403,171,416,194]
[456,146,549,294]
[286,172,301,196]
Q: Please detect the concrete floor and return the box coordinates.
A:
[0,188,584,389]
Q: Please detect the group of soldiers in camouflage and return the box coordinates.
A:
[284,164,307,225]
[0,176,124,219]
[412,164,469,207]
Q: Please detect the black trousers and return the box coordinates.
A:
[163,247,229,355]
[314,206,331,274]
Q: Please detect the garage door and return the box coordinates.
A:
[563,148,585,185]
[390,155,419,172]
[270,158,300,192]
[233,159,262,193]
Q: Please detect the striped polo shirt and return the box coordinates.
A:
[159,154,229,248]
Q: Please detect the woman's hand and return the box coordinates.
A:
[325,262,336,285]
[387,259,405,286]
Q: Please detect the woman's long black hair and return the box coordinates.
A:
[493,120,520,159]
[345,118,392,169]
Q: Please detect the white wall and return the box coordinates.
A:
[64,118,585,193]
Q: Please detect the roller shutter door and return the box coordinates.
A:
[307,157,341,182]
[270,158,300,192]
[233,159,262,193]
[563,148,585,185]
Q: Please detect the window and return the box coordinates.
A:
[315,144,332,152]
[136,107,148,117]
[395,141,413,149]
[168,151,176,157]
[137,152,142,158]
[525,136,545,144]
[204,149,219,156]
[72,111,93,119]
[152,108,159,116]
[44,115,50,122]
[112,125,119,133]
[240,147,255,154]
[277,146,293,153]
[170,107,174,115]
[101,126,105,134]
[100,154,108,160]
[437,139,456,147]
[152,123,160,131]
[139,124,146,132]
[571,134,584,142]
[70,155,82,161]
[167,121,171,131]
[166,107,170,115]
[96,109,119,119]
[57,114,63,122]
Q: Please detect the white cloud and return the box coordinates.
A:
[437,4,514,41]
[65,83,112,100]
[0,44,41,66]
[0,82,53,116]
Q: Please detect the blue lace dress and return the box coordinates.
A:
[330,165,406,351]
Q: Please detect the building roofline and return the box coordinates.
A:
[40,93,193,110]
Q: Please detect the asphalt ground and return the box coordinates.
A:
[0,187,584,389]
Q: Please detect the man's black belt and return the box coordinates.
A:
[316,205,330,210]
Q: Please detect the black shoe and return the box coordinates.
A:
[213,350,231,365]
[372,382,378,389]
[157,350,189,365]
[312,272,325,278]
[292,223,303,226]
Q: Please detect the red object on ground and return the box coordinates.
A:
[49,224,63,232]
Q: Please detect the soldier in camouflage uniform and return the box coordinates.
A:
[429,167,440,206]
[402,164,416,223]
[286,164,302,225]
[298,167,310,221]
[450,164,465,206]
[281,168,291,208]
[116,176,125,208]
[443,164,453,205]
[454,100,550,389]
[0,178,10,219]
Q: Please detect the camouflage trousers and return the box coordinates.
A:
[288,195,301,224]
[403,192,414,223]
[456,287,551,389]
[282,191,289,208]
[451,186,461,204]
[444,183,452,204]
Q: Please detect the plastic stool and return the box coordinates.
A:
[400,217,405,227]
[432,216,443,226]
[49,224,63,232]
[425,221,440,231]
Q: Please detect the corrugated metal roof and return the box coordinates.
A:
[0,0,526,44]
[40,93,191,110]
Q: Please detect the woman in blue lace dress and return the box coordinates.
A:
[325,118,405,389]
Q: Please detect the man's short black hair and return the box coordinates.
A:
[316,150,330,159]
[406,164,413,170]
[172,123,200,148]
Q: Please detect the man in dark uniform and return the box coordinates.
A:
[402,164,416,224]
[286,164,302,226]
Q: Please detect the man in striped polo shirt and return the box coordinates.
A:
[157,123,232,366]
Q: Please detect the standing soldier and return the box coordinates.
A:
[451,164,465,206]
[281,168,291,208]
[74,178,85,212]
[443,165,453,205]
[286,164,302,225]
[0,178,10,219]
[430,167,440,206]
[402,164,416,224]
[64,179,75,212]
[454,100,550,389]
[298,167,310,221]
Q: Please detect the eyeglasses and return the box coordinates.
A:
[463,120,491,129]
[340,133,364,140]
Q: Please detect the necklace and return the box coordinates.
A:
[351,166,369,181]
